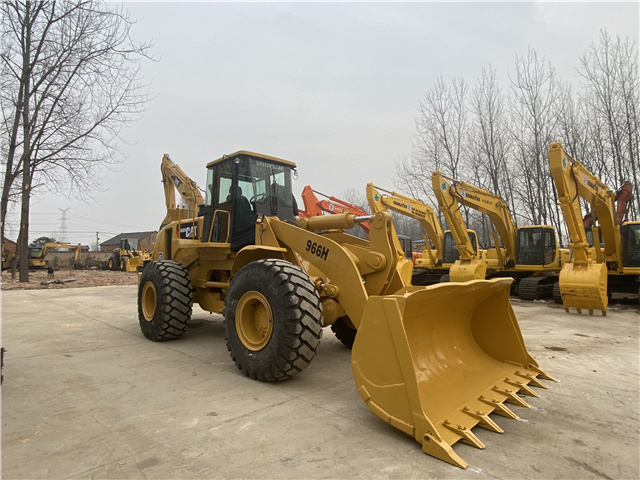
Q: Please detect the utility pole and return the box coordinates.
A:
[96,232,100,252]
[58,208,70,242]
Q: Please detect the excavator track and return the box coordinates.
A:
[518,275,557,300]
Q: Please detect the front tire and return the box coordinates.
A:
[138,260,193,341]
[224,259,323,381]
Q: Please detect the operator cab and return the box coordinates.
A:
[443,230,479,263]
[515,226,557,266]
[202,151,298,251]
[621,222,640,268]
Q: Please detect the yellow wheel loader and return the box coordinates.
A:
[137,150,554,468]
[109,239,152,272]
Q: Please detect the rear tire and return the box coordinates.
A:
[224,259,323,381]
[138,260,193,341]
[331,316,356,349]
[108,256,117,271]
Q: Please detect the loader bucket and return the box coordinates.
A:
[558,261,608,316]
[351,278,554,469]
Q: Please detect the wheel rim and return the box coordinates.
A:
[141,281,157,321]
[108,259,114,269]
[236,291,273,351]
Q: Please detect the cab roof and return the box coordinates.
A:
[206,150,297,168]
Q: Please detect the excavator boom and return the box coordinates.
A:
[366,183,443,264]
[431,172,488,281]
[160,154,205,228]
[299,185,371,234]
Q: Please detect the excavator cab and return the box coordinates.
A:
[515,226,558,267]
[201,151,297,251]
[621,223,640,268]
[443,230,479,263]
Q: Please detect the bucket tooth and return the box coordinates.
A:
[493,386,530,408]
[442,420,485,449]
[422,433,468,469]
[527,364,556,382]
[505,377,540,398]
[462,406,503,433]
[516,370,549,389]
[479,395,519,419]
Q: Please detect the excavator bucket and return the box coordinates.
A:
[449,258,487,282]
[351,278,554,468]
[558,261,608,316]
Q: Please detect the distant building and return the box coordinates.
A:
[100,231,156,253]
[2,237,17,253]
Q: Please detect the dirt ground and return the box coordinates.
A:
[0,269,138,290]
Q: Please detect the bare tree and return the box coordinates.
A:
[1,1,153,281]
[396,76,471,231]
[578,29,639,216]
[508,47,561,231]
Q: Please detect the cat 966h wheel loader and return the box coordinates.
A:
[138,150,554,469]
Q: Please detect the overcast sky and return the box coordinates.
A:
[14,1,639,248]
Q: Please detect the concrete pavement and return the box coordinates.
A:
[1,285,638,479]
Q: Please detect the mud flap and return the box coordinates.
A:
[351,278,554,468]
[558,261,608,316]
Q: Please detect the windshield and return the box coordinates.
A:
[206,154,295,220]
[239,158,294,215]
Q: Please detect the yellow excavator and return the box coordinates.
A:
[431,172,571,299]
[549,142,640,315]
[3,242,81,270]
[160,153,205,228]
[366,183,482,285]
[137,150,554,468]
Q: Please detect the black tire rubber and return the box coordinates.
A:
[108,256,117,271]
[120,257,128,272]
[138,260,193,341]
[552,281,563,304]
[224,259,323,381]
[331,316,356,349]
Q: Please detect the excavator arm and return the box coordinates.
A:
[431,172,488,281]
[299,185,371,234]
[366,183,443,265]
[548,142,609,314]
[432,172,516,262]
[161,154,205,228]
